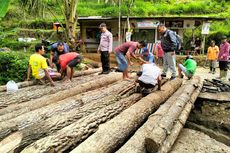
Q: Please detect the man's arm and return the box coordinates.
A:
[157,75,162,90]
[26,65,31,81]
[168,31,177,51]
[49,51,55,68]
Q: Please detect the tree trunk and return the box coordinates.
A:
[0,68,101,93]
[145,77,201,153]
[22,93,143,153]
[116,83,187,153]
[0,73,122,120]
[0,80,135,152]
[0,74,101,109]
[68,79,182,153]
[157,83,203,153]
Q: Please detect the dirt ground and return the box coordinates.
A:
[171,128,230,153]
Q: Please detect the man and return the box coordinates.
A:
[114,41,146,80]
[157,24,177,80]
[27,43,60,86]
[178,55,197,79]
[137,62,161,92]
[218,36,230,80]
[97,23,113,74]
[141,47,154,63]
[155,41,164,66]
[59,52,82,82]
[207,40,219,74]
[50,42,69,71]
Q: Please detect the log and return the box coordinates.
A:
[0,68,102,92]
[0,76,127,141]
[198,92,230,102]
[116,82,187,153]
[0,80,135,152]
[0,74,100,108]
[145,77,201,153]
[68,79,182,153]
[157,82,202,153]
[0,72,121,119]
[22,93,144,153]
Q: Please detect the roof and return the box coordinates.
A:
[78,16,226,21]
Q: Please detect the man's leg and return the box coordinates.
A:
[168,53,177,78]
[65,65,72,81]
[103,51,110,72]
[100,51,105,72]
[162,53,169,77]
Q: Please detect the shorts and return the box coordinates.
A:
[115,52,128,72]
[179,64,193,78]
[138,80,155,89]
[68,55,82,68]
[219,61,228,71]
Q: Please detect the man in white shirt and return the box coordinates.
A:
[97,23,113,74]
[137,63,162,92]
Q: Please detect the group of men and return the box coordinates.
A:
[27,22,229,90]
[97,23,197,92]
[27,42,82,86]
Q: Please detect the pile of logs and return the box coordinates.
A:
[0,69,204,153]
[199,79,230,102]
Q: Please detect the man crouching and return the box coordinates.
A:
[136,62,161,96]
[59,52,82,82]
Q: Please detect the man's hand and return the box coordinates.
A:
[130,62,134,66]
[97,50,100,54]
[50,81,55,87]
[26,78,30,81]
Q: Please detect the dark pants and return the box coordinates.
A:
[219,61,228,71]
[101,51,110,72]
[138,80,154,89]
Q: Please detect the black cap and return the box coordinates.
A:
[99,23,106,28]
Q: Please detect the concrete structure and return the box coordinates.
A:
[78,16,225,52]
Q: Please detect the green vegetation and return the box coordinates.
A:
[0,52,29,85]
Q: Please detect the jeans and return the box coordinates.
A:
[115,52,128,72]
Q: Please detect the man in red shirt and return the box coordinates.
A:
[59,52,82,82]
[114,41,146,80]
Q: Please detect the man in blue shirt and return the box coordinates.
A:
[141,47,154,63]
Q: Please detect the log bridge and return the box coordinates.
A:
[0,69,206,153]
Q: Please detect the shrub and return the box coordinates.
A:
[0,52,29,85]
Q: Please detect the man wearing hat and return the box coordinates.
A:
[178,55,197,79]
[97,23,113,74]
[218,36,230,80]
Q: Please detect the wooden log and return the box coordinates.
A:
[0,74,101,109]
[198,92,230,102]
[0,73,121,119]
[22,93,144,153]
[0,80,135,152]
[0,68,102,92]
[157,82,202,153]
[116,83,187,153]
[67,79,182,153]
[0,76,127,141]
[145,77,201,153]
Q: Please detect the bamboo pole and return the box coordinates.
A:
[69,79,182,153]
[145,77,201,153]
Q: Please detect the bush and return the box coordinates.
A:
[0,52,29,85]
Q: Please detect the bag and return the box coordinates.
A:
[6,80,18,92]
[167,30,182,51]
[173,32,182,51]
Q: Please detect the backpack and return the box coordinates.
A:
[167,30,182,51]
